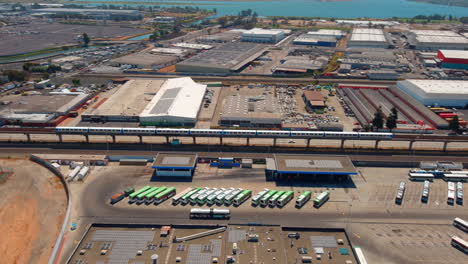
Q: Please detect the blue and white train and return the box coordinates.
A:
[55,127,394,139]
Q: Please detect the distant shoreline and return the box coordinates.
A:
[408,0,468,8]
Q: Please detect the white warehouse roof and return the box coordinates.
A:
[439,50,468,60]
[243,28,287,37]
[397,80,468,107]
[140,77,207,122]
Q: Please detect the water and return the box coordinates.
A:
[81,0,468,18]
[127,33,152,40]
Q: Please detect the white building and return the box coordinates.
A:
[397,80,468,107]
[348,28,390,48]
[139,77,207,126]
[408,30,468,50]
[241,28,287,43]
[306,29,346,39]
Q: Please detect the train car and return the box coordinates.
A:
[256,130,291,137]
[122,128,156,135]
[359,132,393,139]
[156,128,190,135]
[189,129,223,136]
[88,127,122,134]
[290,131,324,138]
[222,130,257,136]
[56,127,89,134]
[324,132,359,138]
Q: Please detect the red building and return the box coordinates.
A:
[437,50,468,70]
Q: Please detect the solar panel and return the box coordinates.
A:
[162,157,190,165]
[286,159,343,169]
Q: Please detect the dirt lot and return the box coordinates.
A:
[0,158,67,264]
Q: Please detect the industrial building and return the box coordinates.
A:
[302,91,325,111]
[139,77,207,126]
[109,52,178,70]
[150,48,187,57]
[197,30,243,43]
[306,29,346,39]
[407,30,468,50]
[219,93,282,128]
[31,8,143,21]
[265,155,357,181]
[81,79,165,123]
[0,93,88,126]
[241,28,288,43]
[293,35,337,47]
[176,42,265,73]
[152,153,197,178]
[437,50,468,70]
[348,28,390,48]
[397,80,468,108]
[171,43,212,50]
[274,56,328,74]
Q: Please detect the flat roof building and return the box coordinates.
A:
[139,77,207,126]
[241,28,287,43]
[152,153,197,178]
[110,53,178,70]
[397,80,468,107]
[348,28,390,48]
[306,29,346,39]
[437,50,468,70]
[171,43,213,50]
[176,42,265,73]
[219,93,282,128]
[81,79,165,123]
[266,154,357,181]
[302,91,326,110]
[407,30,468,50]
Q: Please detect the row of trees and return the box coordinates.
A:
[216,9,258,29]
[371,106,461,133]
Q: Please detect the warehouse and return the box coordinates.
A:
[171,43,212,50]
[176,42,265,73]
[241,28,288,43]
[265,155,357,181]
[0,93,88,126]
[219,93,282,128]
[110,52,178,70]
[31,8,143,20]
[397,80,468,108]
[306,29,346,39]
[348,28,390,48]
[274,57,328,74]
[152,153,197,178]
[139,77,207,126]
[407,30,468,50]
[293,35,337,47]
[81,79,165,123]
[302,91,326,111]
[437,50,468,70]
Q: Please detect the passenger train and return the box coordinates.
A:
[55,127,394,139]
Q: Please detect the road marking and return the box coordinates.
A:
[164,230,175,264]
[353,232,361,239]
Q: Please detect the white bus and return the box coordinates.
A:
[190,208,230,219]
[395,181,406,204]
[453,217,468,233]
[207,189,225,205]
[421,180,430,203]
[215,188,235,205]
[353,247,368,264]
[444,174,468,183]
[252,189,269,206]
[451,236,468,254]
[172,187,193,205]
[190,187,210,204]
[224,188,243,206]
[409,173,434,182]
[456,182,463,204]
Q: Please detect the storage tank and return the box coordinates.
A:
[67,166,81,181]
[77,166,90,181]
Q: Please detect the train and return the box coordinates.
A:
[55,127,394,139]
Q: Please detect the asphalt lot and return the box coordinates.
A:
[58,162,468,264]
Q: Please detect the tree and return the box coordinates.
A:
[72,79,81,86]
[82,33,90,47]
[3,70,28,82]
[449,115,460,133]
[386,115,397,131]
[372,106,385,130]
[390,107,398,121]
[217,16,229,28]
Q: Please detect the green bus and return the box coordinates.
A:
[224,188,243,206]
[172,187,193,205]
[154,187,176,205]
[146,187,167,204]
[313,191,330,208]
[252,189,269,206]
[260,190,277,206]
[181,187,201,205]
[295,191,312,208]
[136,187,159,204]
[277,191,294,207]
[129,186,151,203]
[234,190,252,206]
[268,191,286,207]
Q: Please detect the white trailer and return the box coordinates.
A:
[77,166,90,181]
[67,166,81,182]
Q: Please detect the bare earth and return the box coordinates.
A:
[0,158,67,264]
